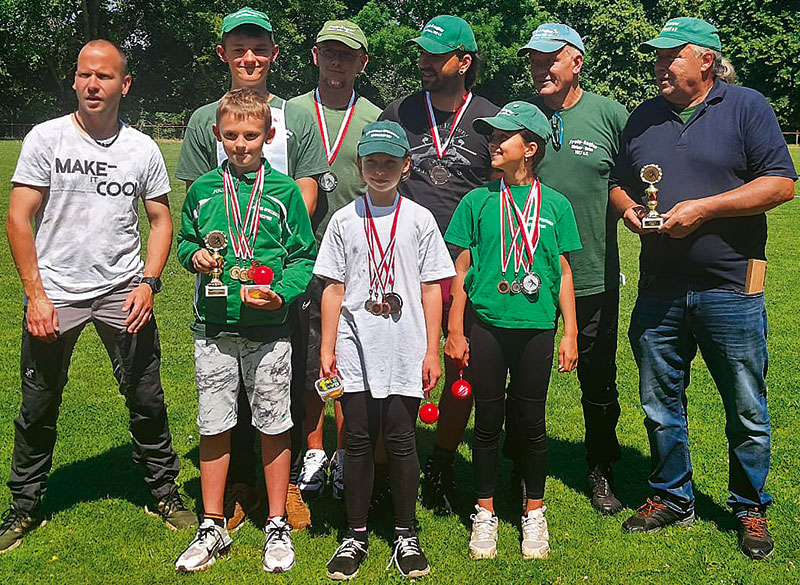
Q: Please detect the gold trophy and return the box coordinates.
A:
[640,164,664,229]
[204,230,228,297]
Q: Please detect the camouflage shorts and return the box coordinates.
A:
[193,335,293,436]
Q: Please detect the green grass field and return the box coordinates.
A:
[0,142,798,584]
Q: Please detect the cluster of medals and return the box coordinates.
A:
[363,194,404,317]
[423,90,473,185]
[221,160,266,284]
[497,178,543,296]
[314,88,357,193]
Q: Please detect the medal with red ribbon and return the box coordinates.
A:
[314,89,356,193]
[222,161,266,283]
[424,91,473,185]
[363,193,404,316]
[498,178,543,296]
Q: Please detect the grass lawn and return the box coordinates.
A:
[0,141,798,584]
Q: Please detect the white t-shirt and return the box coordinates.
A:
[313,194,455,399]
[11,115,171,305]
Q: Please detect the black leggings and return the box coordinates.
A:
[470,316,555,500]
[340,392,420,529]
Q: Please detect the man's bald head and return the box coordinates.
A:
[79,40,128,75]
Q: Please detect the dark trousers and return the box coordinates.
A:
[471,316,555,501]
[340,392,420,529]
[8,316,179,512]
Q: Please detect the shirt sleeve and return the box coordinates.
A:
[418,209,456,282]
[444,191,476,249]
[176,184,203,273]
[313,213,347,283]
[272,183,318,304]
[556,198,583,255]
[742,91,798,181]
[142,140,172,200]
[176,108,216,182]
[287,103,330,179]
[609,117,637,193]
[11,126,51,187]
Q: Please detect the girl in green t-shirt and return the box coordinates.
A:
[443,101,581,561]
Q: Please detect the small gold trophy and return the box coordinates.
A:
[204,230,228,297]
[640,164,664,229]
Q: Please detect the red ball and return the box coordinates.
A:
[252,265,274,285]
[419,403,439,424]
[451,378,472,400]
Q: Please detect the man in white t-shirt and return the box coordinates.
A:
[0,40,195,554]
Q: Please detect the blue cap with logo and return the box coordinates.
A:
[518,23,585,56]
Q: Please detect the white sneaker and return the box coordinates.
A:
[263,516,295,573]
[297,449,328,497]
[521,506,550,559]
[175,518,231,572]
[330,449,345,500]
[469,505,499,559]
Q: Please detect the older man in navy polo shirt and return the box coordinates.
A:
[610,17,796,559]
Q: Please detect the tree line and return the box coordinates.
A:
[2,0,799,130]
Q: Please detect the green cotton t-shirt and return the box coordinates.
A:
[288,91,381,243]
[445,180,582,329]
[533,92,628,297]
[176,95,330,182]
[176,160,317,340]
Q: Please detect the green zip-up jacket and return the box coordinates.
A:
[177,160,316,339]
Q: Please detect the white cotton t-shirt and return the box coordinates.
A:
[11,115,171,306]
[313,194,455,399]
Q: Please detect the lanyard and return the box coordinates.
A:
[222,161,265,262]
[314,89,357,165]
[363,193,402,297]
[499,178,542,275]
[424,91,473,159]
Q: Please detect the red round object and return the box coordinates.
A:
[252,265,274,285]
[451,378,472,400]
[419,403,439,424]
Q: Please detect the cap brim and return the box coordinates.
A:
[472,116,525,135]
[517,39,567,56]
[316,34,364,50]
[358,142,409,158]
[638,37,687,52]
[406,36,455,55]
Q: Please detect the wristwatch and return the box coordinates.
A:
[141,276,163,294]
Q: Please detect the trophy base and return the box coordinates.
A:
[642,216,664,229]
[243,284,271,299]
[205,284,228,297]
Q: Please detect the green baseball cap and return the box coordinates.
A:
[406,15,477,54]
[473,101,552,142]
[317,20,368,51]
[221,7,273,35]
[639,17,721,52]
[358,121,410,158]
[518,23,586,56]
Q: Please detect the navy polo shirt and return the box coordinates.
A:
[611,79,797,287]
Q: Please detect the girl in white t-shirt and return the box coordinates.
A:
[314,121,455,580]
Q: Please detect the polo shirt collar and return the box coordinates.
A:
[660,78,726,120]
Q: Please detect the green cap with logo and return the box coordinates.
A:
[358,121,411,158]
[317,20,368,51]
[407,15,477,54]
[473,101,552,142]
[639,17,721,52]
[221,7,273,35]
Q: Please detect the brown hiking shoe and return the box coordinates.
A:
[223,482,261,533]
[737,508,773,559]
[286,483,311,531]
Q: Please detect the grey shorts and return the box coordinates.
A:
[193,335,293,436]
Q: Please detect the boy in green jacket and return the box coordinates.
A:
[175,88,316,573]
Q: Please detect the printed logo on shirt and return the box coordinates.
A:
[526,217,554,230]
[55,157,137,196]
[569,139,598,157]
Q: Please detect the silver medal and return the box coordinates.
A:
[521,272,542,295]
[318,171,338,193]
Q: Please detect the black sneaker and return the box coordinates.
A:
[737,508,773,560]
[421,453,456,513]
[622,496,695,533]
[145,484,197,530]
[587,464,623,515]
[0,504,45,553]
[326,533,369,580]
[389,529,430,578]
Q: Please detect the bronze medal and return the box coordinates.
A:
[370,301,384,316]
[497,280,510,294]
[510,280,522,294]
[381,302,392,316]
[229,265,241,280]
[364,299,374,312]
[429,164,450,185]
[383,292,403,315]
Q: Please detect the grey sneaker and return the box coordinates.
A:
[175,519,231,572]
[297,449,329,499]
[146,484,197,530]
[263,516,295,573]
[469,505,499,559]
[0,504,45,553]
[521,507,550,559]
[330,449,345,500]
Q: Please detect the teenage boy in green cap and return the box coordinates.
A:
[380,14,499,513]
[514,22,629,515]
[177,6,329,533]
[288,20,381,504]
[610,17,796,559]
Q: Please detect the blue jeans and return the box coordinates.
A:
[628,274,771,515]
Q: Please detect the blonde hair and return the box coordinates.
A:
[216,88,272,128]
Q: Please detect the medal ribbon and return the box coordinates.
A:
[499,178,541,276]
[424,91,473,159]
[314,89,357,165]
[222,161,265,262]
[363,193,403,297]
